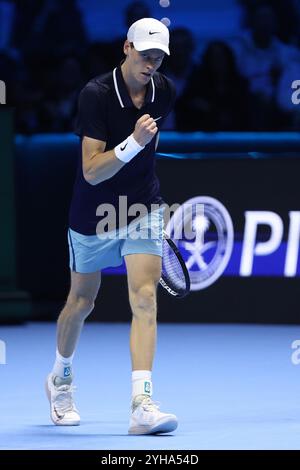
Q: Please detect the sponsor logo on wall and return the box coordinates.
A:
[167,196,300,291]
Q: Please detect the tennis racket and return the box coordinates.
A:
[159,231,190,298]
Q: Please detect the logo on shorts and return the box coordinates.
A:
[166,196,234,290]
[64,366,71,377]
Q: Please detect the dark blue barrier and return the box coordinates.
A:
[158,131,300,153]
[15,131,300,154]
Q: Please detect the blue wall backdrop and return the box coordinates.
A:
[76,0,241,42]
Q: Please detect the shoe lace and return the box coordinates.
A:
[54,384,76,414]
[141,397,160,412]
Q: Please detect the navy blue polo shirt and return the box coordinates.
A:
[69,66,176,235]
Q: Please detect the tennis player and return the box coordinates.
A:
[46,18,177,435]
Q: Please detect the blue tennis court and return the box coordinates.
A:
[0,322,299,450]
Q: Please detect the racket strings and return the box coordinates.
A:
[161,239,187,291]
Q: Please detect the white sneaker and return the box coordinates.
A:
[45,374,80,426]
[128,395,178,435]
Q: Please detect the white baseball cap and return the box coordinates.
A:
[127,18,170,55]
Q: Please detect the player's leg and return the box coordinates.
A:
[46,270,101,426]
[57,270,101,358]
[126,253,161,372]
[46,223,123,425]
[125,253,178,434]
[50,227,105,385]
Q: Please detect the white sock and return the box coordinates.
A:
[52,349,74,380]
[132,370,152,399]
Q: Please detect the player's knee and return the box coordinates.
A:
[130,284,156,314]
[66,295,95,321]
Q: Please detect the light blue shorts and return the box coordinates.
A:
[68,208,164,273]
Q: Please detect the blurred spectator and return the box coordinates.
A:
[231,3,300,129]
[84,42,111,80]
[0,49,43,135]
[161,27,195,130]
[7,0,88,133]
[238,0,300,45]
[176,41,250,131]
[0,0,14,51]
[39,55,84,132]
[10,0,42,53]
[124,0,151,28]
[2,0,298,133]
[11,55,44,134]
[105,1,151,69]
[11,0,88,57]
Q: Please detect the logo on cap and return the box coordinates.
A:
[149,31,160,35]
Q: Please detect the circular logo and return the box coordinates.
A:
[165,196,234,290]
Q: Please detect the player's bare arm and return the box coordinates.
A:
[82,136,125,185]
[82,114,158,186]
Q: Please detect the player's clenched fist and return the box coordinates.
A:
[133,114,158,147]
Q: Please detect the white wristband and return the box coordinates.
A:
[114,134,144,163]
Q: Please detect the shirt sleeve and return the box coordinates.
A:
[74,84,108,141]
